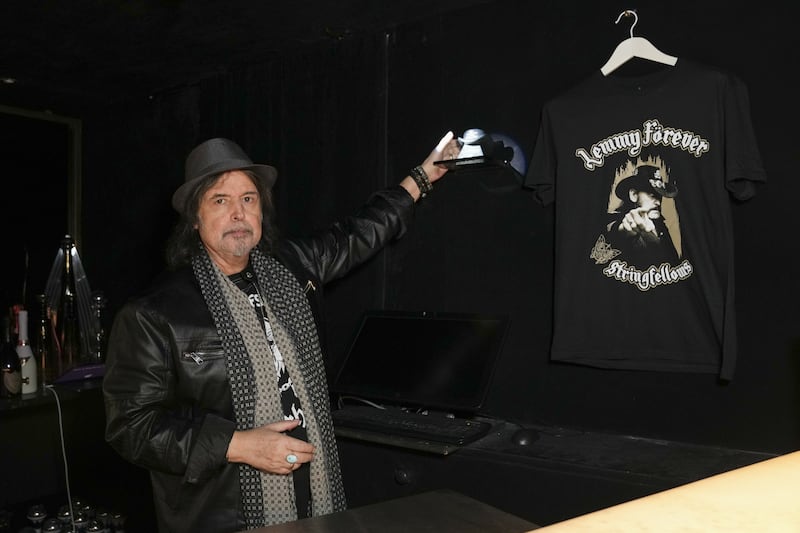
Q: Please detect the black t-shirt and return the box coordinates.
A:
[525,59,766,380]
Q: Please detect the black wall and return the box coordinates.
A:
[377,1,800,453]
[19,0,798,460]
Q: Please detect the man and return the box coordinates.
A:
[103,132,460,533]
[605,164,679,266]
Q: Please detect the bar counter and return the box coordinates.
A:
[535,450,800,532]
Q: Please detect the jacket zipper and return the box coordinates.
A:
[304,280,316,294]
[182,351,223,365]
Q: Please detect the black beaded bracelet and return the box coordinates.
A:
[410,165,433,198]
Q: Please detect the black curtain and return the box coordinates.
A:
[83,33,390,374]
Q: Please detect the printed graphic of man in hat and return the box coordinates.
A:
[605,164,679,266]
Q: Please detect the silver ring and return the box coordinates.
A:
[286,454,298,464]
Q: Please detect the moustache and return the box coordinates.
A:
[224,225,253,236]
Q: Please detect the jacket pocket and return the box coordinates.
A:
[181,347,225,366]
[175,342,229,401]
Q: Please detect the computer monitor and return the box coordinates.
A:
[332,310,509,413]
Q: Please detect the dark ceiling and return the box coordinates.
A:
[1,0,489,112]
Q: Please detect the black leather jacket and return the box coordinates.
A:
[103,186,414,533]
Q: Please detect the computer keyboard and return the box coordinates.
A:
[331,406,492,445]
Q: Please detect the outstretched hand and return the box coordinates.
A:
[423,131,459,183]
[400,131,461,201]
[617,206,661,242]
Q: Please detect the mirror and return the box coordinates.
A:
[0,104,82,311]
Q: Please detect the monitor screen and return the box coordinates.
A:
[332,310,509,413]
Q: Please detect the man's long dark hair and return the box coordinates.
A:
[165,170,279,270]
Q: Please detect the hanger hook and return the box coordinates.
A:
[614,9,638,38]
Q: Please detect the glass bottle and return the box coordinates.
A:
[1,313,22,398]
[42,516,63,532]
[26,503,47,530]
[90,291,108,364]
[72,511,89,532]
[110,511,126,533]
[37,293,60,385]
[16,308,38,395]
[53,236,81,374]
[0,509,13,533]
[56,504,71,526]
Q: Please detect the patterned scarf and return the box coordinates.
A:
[193,246,346,528]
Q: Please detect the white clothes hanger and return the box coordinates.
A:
[600,10,677,76]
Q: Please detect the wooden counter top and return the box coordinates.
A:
[534,450,800,532]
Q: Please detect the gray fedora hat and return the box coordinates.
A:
[171,138,278,214]
[614,164,678,201]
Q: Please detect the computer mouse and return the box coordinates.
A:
[511,428,539,446]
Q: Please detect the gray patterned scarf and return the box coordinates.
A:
[192,246,346,528]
